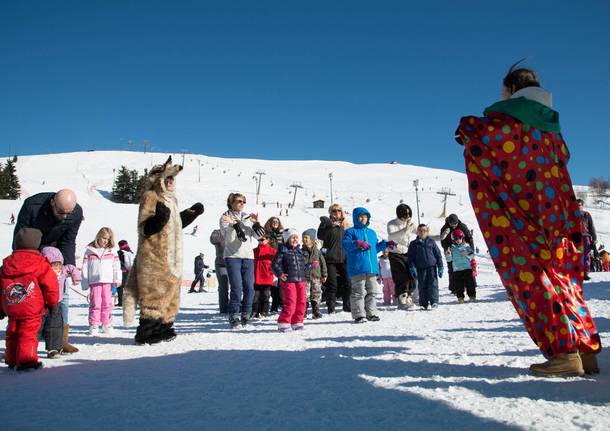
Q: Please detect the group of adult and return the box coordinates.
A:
[5,63,603,378]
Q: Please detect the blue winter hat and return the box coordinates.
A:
[302,229,317,240]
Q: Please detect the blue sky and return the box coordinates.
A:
[1,0,609,184]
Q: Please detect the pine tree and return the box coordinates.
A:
[0,160,7,199]
[4,158,21,199]
[112,166,135,203]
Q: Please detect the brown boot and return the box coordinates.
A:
[529,353,584,377]
[62,324,79,354]
[580,353,600,375]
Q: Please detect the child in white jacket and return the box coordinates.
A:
[82,227,121,334]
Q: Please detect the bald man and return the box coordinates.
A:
[13,189,83,265]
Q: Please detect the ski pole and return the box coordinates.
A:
[69,286,90,303]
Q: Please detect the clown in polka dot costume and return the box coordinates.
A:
[456,65,601,376]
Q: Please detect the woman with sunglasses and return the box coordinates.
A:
[220,193,265,329]
[317,203,351,313]
[455,62,601,377]
[263,216,285,312]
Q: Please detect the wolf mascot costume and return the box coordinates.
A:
[123,156,204,344]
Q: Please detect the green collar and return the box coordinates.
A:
[484,97,561,132]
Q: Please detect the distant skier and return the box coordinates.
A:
[189,253,209,293]
[190,225,199,236]
[455,62,601,377]
[10,213,15,224]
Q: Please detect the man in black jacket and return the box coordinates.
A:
[13,189,83,265]
[317,205,351,313]
[189,253,209,293]
[439,214,474,294]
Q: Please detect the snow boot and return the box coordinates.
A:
[47,349,61,359]
[229,314,241,330]
[458,298,465,304]
[241,313,252,328]
[580,353,600,375]
[354,317,367,324]
[529,353,584,377]
[16,361,43,372]
[366,315,380,322]
[311,301,322,319]
[62,324,79,354]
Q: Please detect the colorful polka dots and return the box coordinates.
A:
[458,112,601,358]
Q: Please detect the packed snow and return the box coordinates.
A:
[1,151,608,430]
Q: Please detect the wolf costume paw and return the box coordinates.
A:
[144,202,171,236]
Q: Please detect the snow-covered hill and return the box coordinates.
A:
[1,151,609,430]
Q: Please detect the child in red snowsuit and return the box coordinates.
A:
[252,236,277,318]
[1,228,59,371]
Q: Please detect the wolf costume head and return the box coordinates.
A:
[146,156,183,194]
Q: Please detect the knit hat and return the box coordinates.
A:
[14,228,42,250]
[447,214,459,225]
[452,229,465,240]
[282,228,300,242]
[302,228,317,240]
[41,246,64,264]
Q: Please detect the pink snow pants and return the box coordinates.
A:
[278,281,306,329]
[89,283,113,326]
[382,277,395,305]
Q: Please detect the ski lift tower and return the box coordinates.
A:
[290,182,303,208]
[437,187,456,219]
[413,179,421,225]
[253,171,266,204]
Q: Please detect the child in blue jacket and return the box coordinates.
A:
[342,207,395,323]
[445,229,476,303]
[407,224,444,310]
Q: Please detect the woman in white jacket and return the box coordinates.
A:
[82,227,121,334]
[220,193,265,329]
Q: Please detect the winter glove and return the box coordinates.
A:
[356,240,371,251]
[438,266,444,279]
[409,266,418,279]
[190,202,204,215]
[253,222,265,237]
[387,240,398,250]
[233,221,248,242]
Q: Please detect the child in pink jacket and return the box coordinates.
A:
[81,227,121,335]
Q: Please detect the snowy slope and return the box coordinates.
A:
[0,151,609,431]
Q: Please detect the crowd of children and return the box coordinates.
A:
[1,202,487,371]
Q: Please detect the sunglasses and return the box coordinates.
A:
[235,199,246,204]
[331,209,342,212]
